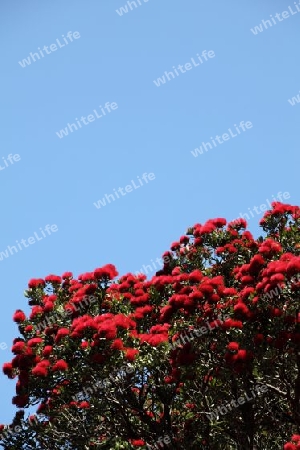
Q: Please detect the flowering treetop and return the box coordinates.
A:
[1,202,300,449]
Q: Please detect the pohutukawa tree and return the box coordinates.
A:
[1,202,300,450]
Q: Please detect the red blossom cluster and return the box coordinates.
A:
[284,434,300,450]
[1,203,300,449]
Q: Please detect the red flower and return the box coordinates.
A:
[150,324,170,333]
[236,349,248,361]
[270,307,283,318]
[132,305,153,319]
[124,348,139,361]
[229,218,247,229]
[11,342,26,354]
[55,328,70,342]
[131,440,145,446]
[223,288,237,296]
[185,403,196,409]
[211,218,226,228]
[78,272,95,282]
[12,395,28,408]
[130,294,150,306]
[164,376,174,383]
[114,314,136,329]
[28,338,43,347]
[28,279,45,288]
[78,401,90,408]
[287,257,300,277]
[28,415,37,424]
[234,302,250,316]
[32,364,48,377]
[44,302,54,312]
[94,264,118,280]
[62,272,73,279]
[201,222,217,234]
[45,275,62,283]
[36,403,46,414]
[227,342,239,351]
[111,339,124,350]
[222,319,243,329]
[270,273,285,283]
[284,444,296,450]
[3,362,13,377]
[179,235,189,244]
[13,310,26,323]
[52,360,68,372]
[42,346,53,357]
[189,270,203,283]
[97,322,117,340]
[170,241,180,251]
[139,334,168,346]
[29,306,44,319]
[240,275,254,284]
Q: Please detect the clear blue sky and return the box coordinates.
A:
[0,0,299,425]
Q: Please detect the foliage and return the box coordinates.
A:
[1,202,300,449]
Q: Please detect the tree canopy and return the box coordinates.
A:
[1,202,300,449]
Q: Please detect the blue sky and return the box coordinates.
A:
[0,0,299,425]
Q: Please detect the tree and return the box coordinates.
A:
[1,201,300,449]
